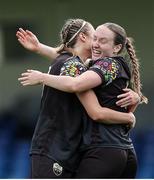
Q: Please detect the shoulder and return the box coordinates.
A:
[90,57,120,74]
[60,56,87,77]
[92,57,120,67]
[89,57,121,85]
[64,56,83,65]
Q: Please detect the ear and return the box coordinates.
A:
[113,44,122,54]
[79,32,86,42]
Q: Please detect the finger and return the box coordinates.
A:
[20,80,26,84]
[121,102,131,107]
[117,92,129,98]
[17,34,25,41]
[22,81,34,86]
[116,96,130,105]
[19,28,27,36]
[18,77,29,81]
[122,88,131,92]
[21,72,30,77]
[119,101,131,107]
[17,35,24,42]
[26,30,35,37]
[120,101,131,107]
[16,31,26,39]
[16,32,21,38]
[117,101,131,107]
[20,81,28,86]
[27,69,33,72]
[22,83,30,86]
[21,82,30,86]
[18,38,26,45]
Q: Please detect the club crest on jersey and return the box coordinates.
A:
[53,162,63,176]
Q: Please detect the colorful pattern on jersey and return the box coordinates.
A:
[60,57,87,77]
[91,57,120,85]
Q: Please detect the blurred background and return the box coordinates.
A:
[0,0,153,178]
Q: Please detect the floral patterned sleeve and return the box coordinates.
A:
[89,57,120,86]
[60,56,87,77]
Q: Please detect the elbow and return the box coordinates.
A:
[69,81,83,93]
[91,115,100,121]
[65,81,78,93]
[89,110,105,122]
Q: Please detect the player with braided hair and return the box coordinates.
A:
[17,20,142,178]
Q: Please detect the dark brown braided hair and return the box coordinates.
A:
[103,22,148,104]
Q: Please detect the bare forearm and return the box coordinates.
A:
[37,43,59,60]
[77,91,133,125]
[95,107,133,124]
[41,70,102,93]
[41,73,76,92]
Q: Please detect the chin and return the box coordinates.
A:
[92,56,98,60]
[92,55,102,60]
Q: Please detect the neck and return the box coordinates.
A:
[68,46,90,62]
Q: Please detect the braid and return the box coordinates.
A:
[62,20,75,45]
[126,37,148,104]
[57,20,75,53]
[57,18,90,54]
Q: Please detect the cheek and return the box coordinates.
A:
[100,44,113,52]
[88,37,93,44]
[100,45,109,52]
[88,39,92,48]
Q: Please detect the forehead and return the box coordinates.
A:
[94,25,115,39]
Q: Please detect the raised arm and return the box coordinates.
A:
[16,28,59,60]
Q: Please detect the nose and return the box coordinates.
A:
[92,40,99,48]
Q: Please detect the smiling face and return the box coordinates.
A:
[92,25,118,60]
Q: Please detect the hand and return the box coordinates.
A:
[116,88,140,107]
[16,28,40,53]
[18,70,44,86]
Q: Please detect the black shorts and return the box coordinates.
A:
[31,154,74,178]
[74,147,138,179]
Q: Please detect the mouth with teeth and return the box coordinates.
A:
[92,48,103,60]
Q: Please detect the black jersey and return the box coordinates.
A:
[81,56,134,150]
[30,52,87,172]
